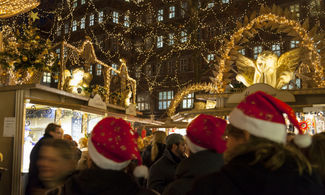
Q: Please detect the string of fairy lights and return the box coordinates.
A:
[0,0,324,116]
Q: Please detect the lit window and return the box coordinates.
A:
[72,20,77,31]
[169,6,175,19]
[290,4,300,18]
[124,15,130,27]
[137,94,150,111]
[207,3,214,8]
[272,43,281,56]
[290,40,299,48]
[96,64,102,75]
[239,49,245,55]
[157,36,163,48]
[111,63,118,75]
[179,58,188,72]
[206,54,214,62]
[168,33,174,45]
[72,0,77,8]
[43,72,51,83]
[64,23,69,34]
[158,9,163,22]
[80,17,85,29]
[81,0,85,5]
[253,46,262,59]
[113,11,119,24]
[125,0,130,1]
[89,14,94,26]
[89,65,92,74]
[158,91,174,110]
[222,0,229,3]
[55,48,60,59]
[180,31,187,43]
[56,26,61,36]
[181,2,187,17]
[98,11,104,23]
[182,93,194,109]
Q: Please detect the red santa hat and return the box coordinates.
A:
[229,91,311,148]
[186,114,227,154]
[88,117,148,178]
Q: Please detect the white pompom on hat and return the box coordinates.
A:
[229,91,311,148]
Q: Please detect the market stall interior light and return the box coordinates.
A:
[0,0,39,19]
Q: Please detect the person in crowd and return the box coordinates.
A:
[30,139,78,194]
[188,91,323,195]
[147,133,186,194]
[26,123,64,195]
[47,117,156,195]
[305,132,325,186]
[77,137,88,170]
[163,114,226,195]
[142,131,166,168]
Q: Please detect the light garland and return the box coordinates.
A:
[0,0,39,18]
[213,5,324,92]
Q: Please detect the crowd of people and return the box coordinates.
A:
[24,91,325,195]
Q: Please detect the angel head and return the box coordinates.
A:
[256,51,278,73]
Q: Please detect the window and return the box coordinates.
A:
[64,23,69,34]
[56,26,61,36]
[222,0,229,3]
[54,73,58,83]
[89,65,93,74]
[272,43,281,56]
[157,36,163,48]
[96,64,102,76]
[207,3,214,8]
[146,13,152,24]
[98,11,104,23]
[290,40,299,48]
[146,64,152,76]
[179,58,188,72]
[158,9,163,22]
[182,93,194,109]
[43,72,51,83]
[72,0,77,8]
[169,6,175,19]
[253,46,262,59]
[282,78,301,90]
[113,11,119,24]
[136,68,141,79]
[180,31,187,43]
[168,33,174,45]
[167,61,173,74]
[181,2,187,17]
[290,4,300,18]
[207,54,215,62]
[72,20,77,31]
[239,49,245,55]
[158,91,173,110]
[89,14,94,26]
[124,15,130,27]
[137,94,150,111]
[81,0,85,5]
[55,48,60,59]
[111,63,118,75]
[80,17,85,29]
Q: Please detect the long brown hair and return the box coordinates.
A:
[225,125,312,175]
[151,131,166,161]
[306,133,325,182]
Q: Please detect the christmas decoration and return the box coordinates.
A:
[0,0,39,19]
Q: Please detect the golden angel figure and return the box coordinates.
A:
[63,68,92,96]
[235,48,302,89]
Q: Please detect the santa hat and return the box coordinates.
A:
[186,114,227,154]
[88,117,148,178]
[229,91,311,148]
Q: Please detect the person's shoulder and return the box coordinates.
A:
[137,188,159,195]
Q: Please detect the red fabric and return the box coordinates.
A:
[237,91,302,134]
[186,114,227,153]
[141,129,146,138]
[90,117,142,164]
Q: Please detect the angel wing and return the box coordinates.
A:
[235,54,256,87]
[276,48,302,88]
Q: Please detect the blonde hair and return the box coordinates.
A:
[151,131,166,161]
[225,126,312,175]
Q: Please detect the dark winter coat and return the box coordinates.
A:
[46,168,157,195]
[163,150,224,195]
[26,135,53,195]
[147,149,183,194]
[142,143,166,168]
[188,151,324,195]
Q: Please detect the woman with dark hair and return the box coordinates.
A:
[188,91,323,195]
